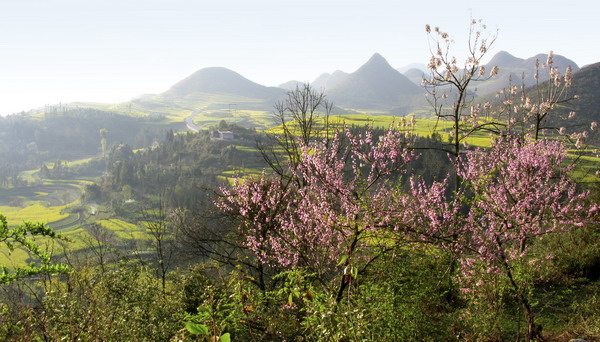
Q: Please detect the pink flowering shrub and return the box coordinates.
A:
[451,136,597,339]
[218,125,415,283]
[455,136,596,278]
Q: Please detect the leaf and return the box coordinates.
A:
[351,266,358,280]
[337,255,348,266]
[288,292,293,306]
[220,333,231,342]
[185,321,209,335]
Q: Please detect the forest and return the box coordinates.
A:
[0,22,599,341]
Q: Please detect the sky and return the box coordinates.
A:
[0,0,597,115]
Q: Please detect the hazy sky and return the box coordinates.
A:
[0,0,597,115]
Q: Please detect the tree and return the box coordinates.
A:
[454,136,596,340]
[423,20,502,162]
[257,82,333,184]
[0,214,69,284]
[100,128,108,157]
[421,21,596,340]
[218,125,415,302]
[141,197,177,295]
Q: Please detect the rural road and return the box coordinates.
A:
[184,110,200,132]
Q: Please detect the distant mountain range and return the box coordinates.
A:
[472,51,580,96]
[67,50,594,126]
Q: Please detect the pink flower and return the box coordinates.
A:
[490,66,499,77]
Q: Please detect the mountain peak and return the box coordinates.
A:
[367,52,386,63]
[361,53,392,70]
[165,67,283,100]
[486,51,523,68]
[327,53,422,111]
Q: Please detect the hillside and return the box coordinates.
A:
[549,61,600,128]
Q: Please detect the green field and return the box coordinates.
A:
[97,218,148,240]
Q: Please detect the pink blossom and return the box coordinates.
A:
[490,66,499,77]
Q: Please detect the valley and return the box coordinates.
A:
[0,47,598,341]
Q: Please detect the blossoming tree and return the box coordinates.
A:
[216,20,598,341]
[219,125,416,302]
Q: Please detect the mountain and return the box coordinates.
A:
[327,53,423,111]
[486,50,523,69]
[396,63,428,74]
[279,80,304,90]
[404,68,427,85]
[473,51,580,96]
[312,70,350,91]
[165,67,284,101]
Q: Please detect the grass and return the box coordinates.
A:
[97,219,149,240]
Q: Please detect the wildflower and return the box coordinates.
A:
[425,24,431,33]
[478,66,486,76]
[591,121,598,131]
[559,127,566,135]
[568,111,576,119]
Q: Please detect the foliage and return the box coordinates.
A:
[0,214,69,284]
[218,124,416,303]
[218,97,597,341]
[11,264,182,341]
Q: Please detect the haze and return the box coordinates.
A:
[0,0,597,115]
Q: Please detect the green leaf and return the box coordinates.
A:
[185,321,209,335]
[351,266,358,280]
[220,333,231,342]
[288,292,293,306]
[337,255,348,266]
